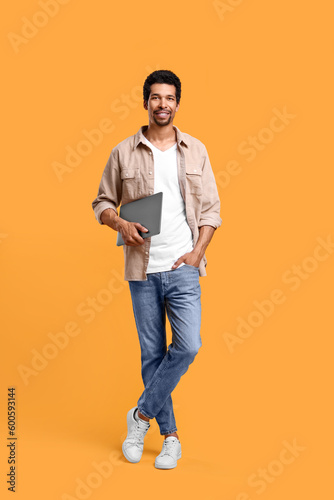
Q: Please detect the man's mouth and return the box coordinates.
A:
[155,112,170,118]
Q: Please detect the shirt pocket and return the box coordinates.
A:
[121,168,139,200]
[185,164,202,195]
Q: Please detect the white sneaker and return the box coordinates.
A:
[155,436,182,469]
[122,407,150,463]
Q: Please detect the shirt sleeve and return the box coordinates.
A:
[92,149,122,224]
[198,146,222,229]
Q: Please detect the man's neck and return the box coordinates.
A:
[143,123,176,144]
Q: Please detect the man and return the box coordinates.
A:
[92,70,222,469]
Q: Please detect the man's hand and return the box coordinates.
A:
[172,250,202,269]
[119,220,148,246]
[100,208,148,246]
[172,225,216,269]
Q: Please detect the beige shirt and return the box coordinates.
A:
[92,125,222,281]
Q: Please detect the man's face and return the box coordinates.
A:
[144,83,180,127]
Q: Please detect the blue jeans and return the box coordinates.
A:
[128,264,202,435]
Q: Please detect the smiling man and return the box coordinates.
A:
[92,70,222,469]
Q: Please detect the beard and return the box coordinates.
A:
[153,113,172,126]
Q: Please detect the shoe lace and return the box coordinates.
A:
[128,420,149,448]
[161,438,177,457]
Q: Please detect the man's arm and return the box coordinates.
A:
[92,150,149,246]
[100,208,124,231]
[172,144,221,269]
[172,225,216,269]
[92,150,122,224]
[197,145,222,229]
[193,225,216,260]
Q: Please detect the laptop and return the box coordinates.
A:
[116,192,163,246]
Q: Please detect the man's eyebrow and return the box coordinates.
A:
[150,93,175,97]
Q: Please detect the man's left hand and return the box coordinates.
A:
[172,251,202,269]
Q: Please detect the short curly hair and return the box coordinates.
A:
[143,70,181,104]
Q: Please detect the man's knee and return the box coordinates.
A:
[182,343,201,362]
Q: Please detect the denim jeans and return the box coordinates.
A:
[128,264,202,435]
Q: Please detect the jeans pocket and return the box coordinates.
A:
[183,263,199,270]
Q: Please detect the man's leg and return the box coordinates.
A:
[136,265,202,432]
[128,272,177,436]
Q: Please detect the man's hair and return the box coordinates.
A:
[143,70,181,104]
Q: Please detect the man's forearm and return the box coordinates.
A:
[100,208,125,231]
[192,225,216,259]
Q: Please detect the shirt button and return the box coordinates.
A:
[125,173,129,176]
[194,169,197,172]
[149,171,152,175]
[149,151,152,155]
[145,251,149,255]
[149,191,153,194]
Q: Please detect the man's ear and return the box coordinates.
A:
[143,100,148,110]
[176,102,180,112]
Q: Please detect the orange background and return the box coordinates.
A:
[1,1,333,499]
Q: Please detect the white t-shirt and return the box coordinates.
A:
[143,136,194,274]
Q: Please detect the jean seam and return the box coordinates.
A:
[166,298,179,348]
[160,427,178,435]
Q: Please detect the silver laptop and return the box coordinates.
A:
[116,192,163,246]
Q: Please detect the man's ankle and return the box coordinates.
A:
[137,410,150,422]
[164,432,179,440]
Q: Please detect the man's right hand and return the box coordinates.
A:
[100,208,148,245]
[118,220,148,246]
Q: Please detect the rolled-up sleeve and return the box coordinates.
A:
[198,146,222,229]
[92,149,122,224]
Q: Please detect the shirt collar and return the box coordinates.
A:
[133,125,189,149]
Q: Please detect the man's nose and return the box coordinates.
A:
[159,98,168,108]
